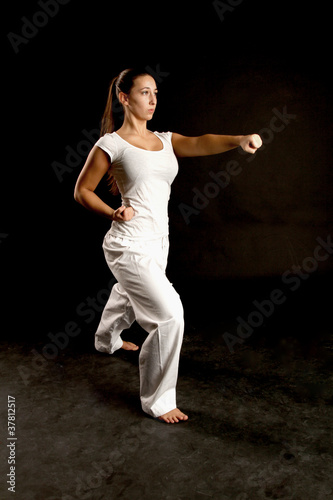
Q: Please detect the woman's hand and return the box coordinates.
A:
[112,206,135,222]
[240,134,262,154]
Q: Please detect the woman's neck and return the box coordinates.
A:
[118,116,149,137]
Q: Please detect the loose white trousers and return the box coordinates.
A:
[95,233,184,418]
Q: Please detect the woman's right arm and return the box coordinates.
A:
[74,146,134,221]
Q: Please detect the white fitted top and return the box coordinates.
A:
[95,131,179,239]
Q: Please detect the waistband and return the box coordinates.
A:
[107,228,169,243]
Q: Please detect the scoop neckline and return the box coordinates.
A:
[114,131,165,152]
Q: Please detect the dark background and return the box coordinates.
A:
[2,0,332,347]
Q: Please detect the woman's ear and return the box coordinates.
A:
[118,92,129,106]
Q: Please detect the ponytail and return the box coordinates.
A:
[100,76,121,137]
[100,76,122,195]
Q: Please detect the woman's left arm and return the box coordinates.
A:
[171,133,262,157]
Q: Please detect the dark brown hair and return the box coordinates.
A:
[100,68,153,194]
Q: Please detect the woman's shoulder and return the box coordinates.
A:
[154,131,173,144]
[95,132,120,160]
[96,132,124,148]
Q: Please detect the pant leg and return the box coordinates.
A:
[103,234,184,418]
[95,282,135,354]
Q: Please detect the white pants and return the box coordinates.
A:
[95,232,184,418]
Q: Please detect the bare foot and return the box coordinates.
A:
[121,341,139,351]
[158,408,188,424]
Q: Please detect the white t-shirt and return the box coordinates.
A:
[95,131,179,240]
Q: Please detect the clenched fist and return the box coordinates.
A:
[112,206,135,222]
[240,134,262,154]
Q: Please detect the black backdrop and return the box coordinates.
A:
[3,0,332,343]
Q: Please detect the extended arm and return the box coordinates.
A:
[171,133,262,157]
[74,146,134,221]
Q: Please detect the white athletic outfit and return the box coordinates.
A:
[94,131,184,418]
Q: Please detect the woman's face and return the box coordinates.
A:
[121,75,158,121]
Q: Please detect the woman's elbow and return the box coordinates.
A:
[74,184,83,204]
[73,186,79,203]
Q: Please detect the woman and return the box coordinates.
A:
[74,68,262,424]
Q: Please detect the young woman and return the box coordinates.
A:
[74,68,262,424]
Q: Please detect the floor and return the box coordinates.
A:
[1,276,333,500]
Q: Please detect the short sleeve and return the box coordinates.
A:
[154,131,173,148]
[94,133,118,163]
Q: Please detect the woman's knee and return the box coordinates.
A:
[161,295,184,326]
